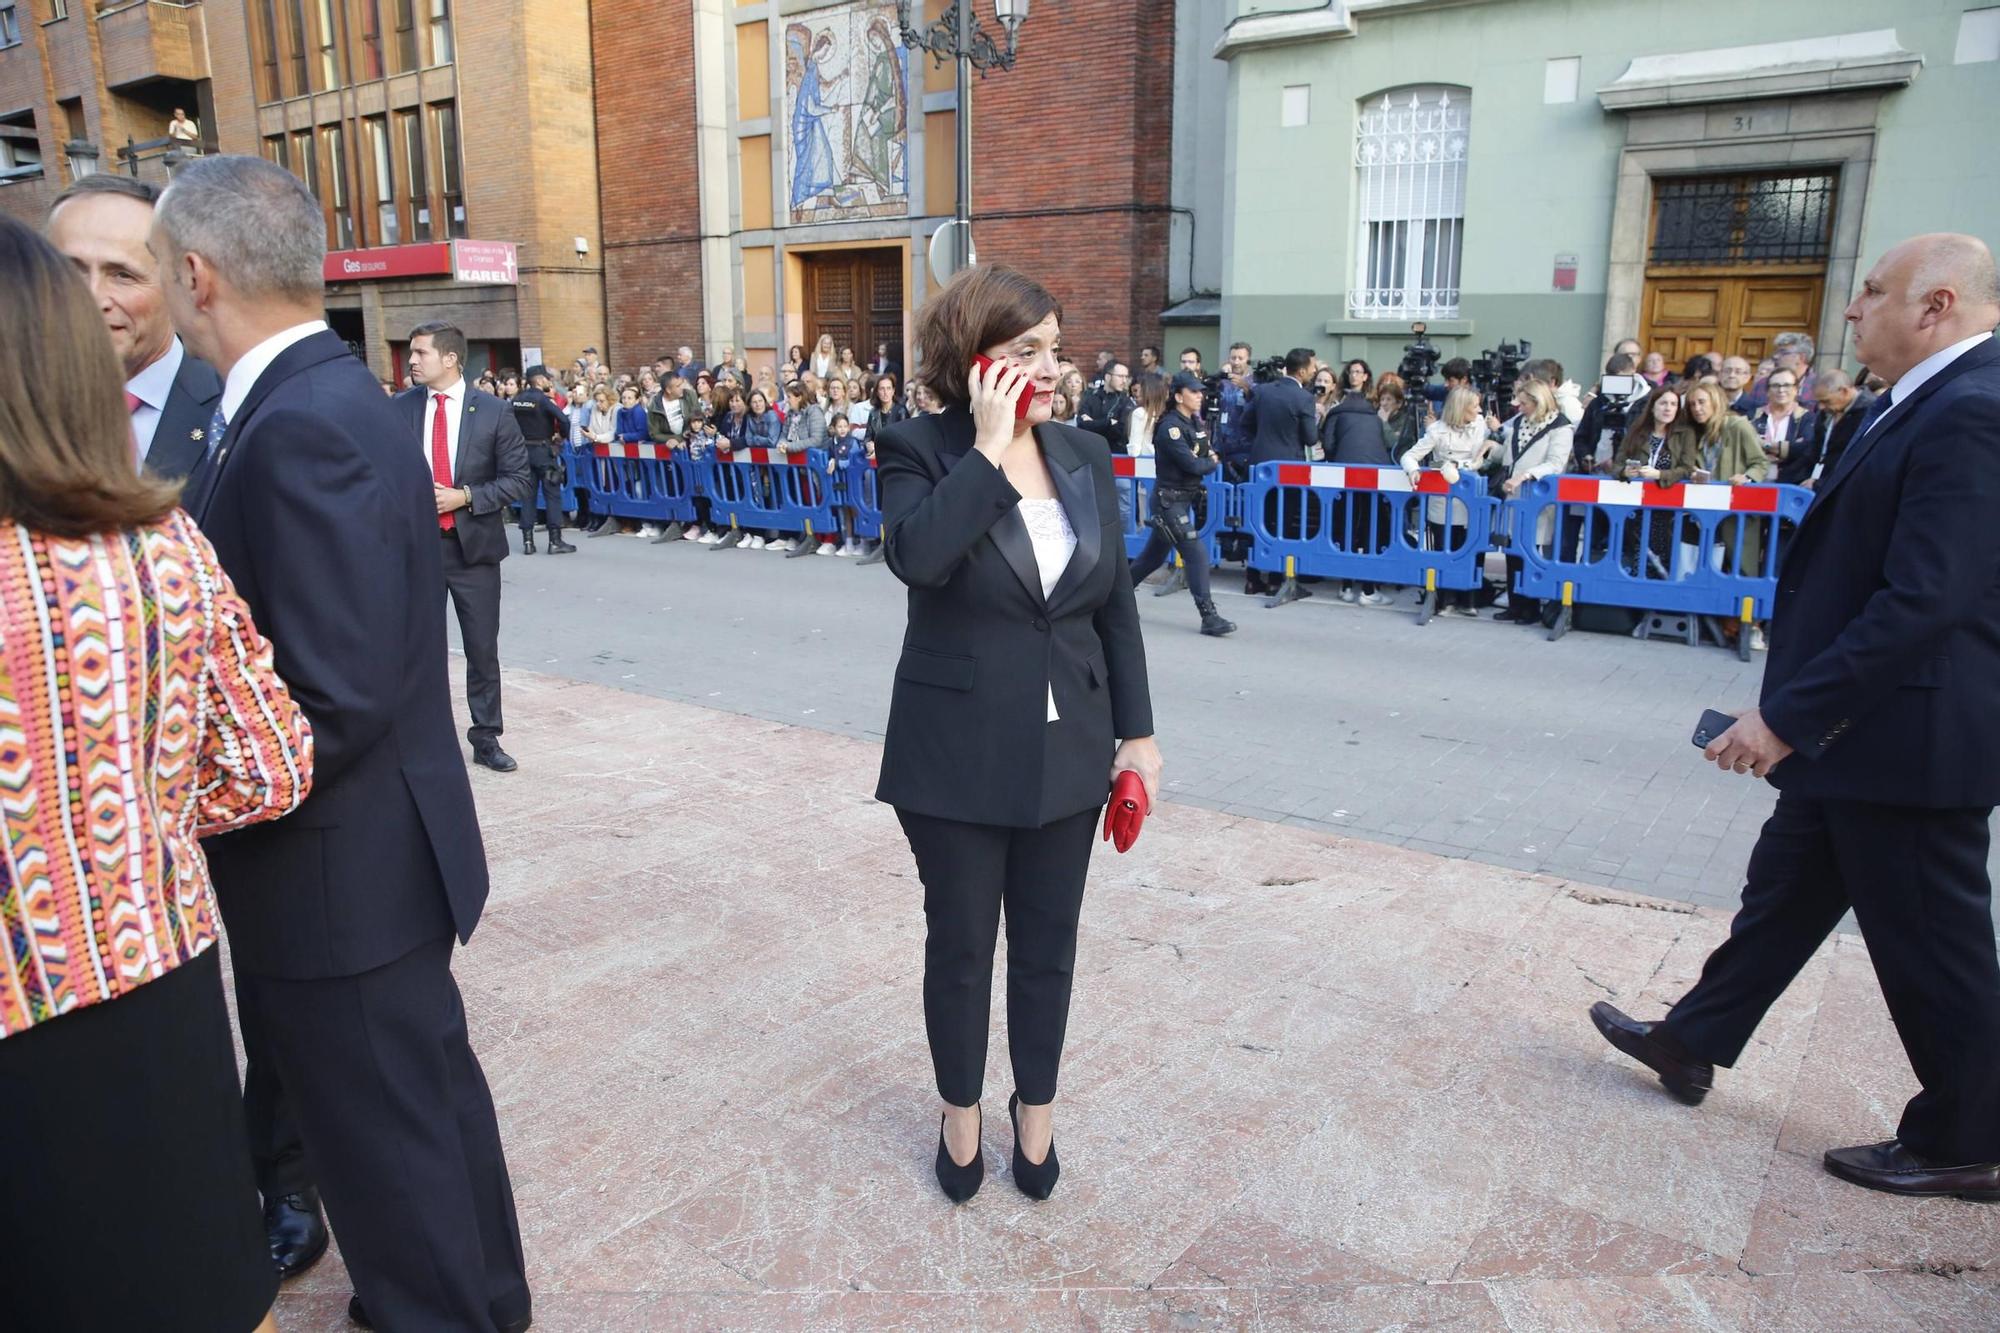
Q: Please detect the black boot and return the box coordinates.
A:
[520,532,535,554]
[1197,598,1237,637]
[546,532,576,554]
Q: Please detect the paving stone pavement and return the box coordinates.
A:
[475,533,2000,925]
[267,668,2000,1332]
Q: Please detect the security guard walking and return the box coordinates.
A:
[1129,371,1236,636]
[511,366,576,553]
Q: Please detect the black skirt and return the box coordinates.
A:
[0,946,278,1333]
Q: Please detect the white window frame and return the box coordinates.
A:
[1350,85,1469,321]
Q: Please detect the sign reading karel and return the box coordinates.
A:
[322,239,520,286]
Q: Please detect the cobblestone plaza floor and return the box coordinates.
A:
[266,666,1999,1332]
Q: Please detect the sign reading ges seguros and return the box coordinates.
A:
[323,239,520,286]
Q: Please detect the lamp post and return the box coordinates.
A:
[896,0,1029,281]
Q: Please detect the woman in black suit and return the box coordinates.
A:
[875,265,1160,1204]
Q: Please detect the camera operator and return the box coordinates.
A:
[1212,342,1256,481]
[1571,354,1648,474]
[1077,361,1135,446]
[1241,348,1321,595]
[1433,356,1473,420]
[1128,372,1236,638]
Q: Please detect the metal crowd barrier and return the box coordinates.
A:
[1238,462,1497,624]
[1506,476,1811,660]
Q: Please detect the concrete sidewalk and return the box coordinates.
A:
[272,669,1997,1331]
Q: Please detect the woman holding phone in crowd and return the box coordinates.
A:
[874,264,1158,1205]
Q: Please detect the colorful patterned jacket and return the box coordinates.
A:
[0,511,312,1037]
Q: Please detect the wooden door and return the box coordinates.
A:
[1640,274,1823,368]
[802,248,905,376]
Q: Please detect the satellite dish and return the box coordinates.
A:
[928,220,975,286]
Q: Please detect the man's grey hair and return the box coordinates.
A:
[1772,331,1816,360]
[155,155,325,303]
[1814,367,1854,395]
[47,172,160,219]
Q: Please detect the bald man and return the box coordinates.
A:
[1592,233,2000,1200]
[46,174,222,479]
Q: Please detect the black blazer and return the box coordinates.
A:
[146,345,223,481]
[875,409,1153,828]
[393,383,533,566]
[1762,336,2000,808]
[1244,375,1318,464]
[188,330,491,978]
[1319,392,1394,465]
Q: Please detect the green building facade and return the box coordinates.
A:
[1206,0,2000,383]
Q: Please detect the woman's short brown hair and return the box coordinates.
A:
[911,264,1062,410]
[0,216,180,536]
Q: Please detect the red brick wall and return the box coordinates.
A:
[967,0,1175,369]
[592,0,703,369]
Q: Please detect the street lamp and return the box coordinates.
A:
[895,0,1031,280]
[62,139,100,179]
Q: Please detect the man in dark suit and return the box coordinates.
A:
[399,321,532,773]
[1591,233,2000,1200]
[1240,348,1322,594]
[1792,368,1874,489]
[154,156,530,1331]
[45,173,223,481]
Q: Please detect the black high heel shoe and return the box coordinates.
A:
[1008,1092,1060,1200]
[934,1106,983,1203]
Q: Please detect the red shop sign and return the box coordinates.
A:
[323,242,454,282]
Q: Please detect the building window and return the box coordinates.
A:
[426,0,451,65]
[0,112,41,181]
[284,0,309,94]
[366,115,398,246]
[314,0,342,88]
[253,0,281,101]
[392,0,416,71]
[292,128,317,195]
[432,100,465,237]
[0,3,21,48]
[398,108,430,239]
[47,0,65,21]
[356,0,383,79]
[1350,86,1469,320]
[1650,173,1836,266]
[264,133,290,169]
[322,123,354,248]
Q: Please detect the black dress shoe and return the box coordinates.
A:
[520,532,536,554]
[934,1106,983,1203]
[1008,1091,1060,1200]
[473,744,518,773]
[349,1295,533,1332]
[265,1188,328,1280]
[546,538,577,553]
[1589,1001,1714,1105]
[1823,1139,2000,1201]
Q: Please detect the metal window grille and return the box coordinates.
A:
[1650,173,1836,265]
[1351,87,1468,320]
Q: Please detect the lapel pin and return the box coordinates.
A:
[191,428,205,440]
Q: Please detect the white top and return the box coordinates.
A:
[421,375,466,479]
[220,320,329,424]
[1869,331,1994,434]
[1126,405,1154,456]
[1019,497,1078,722]
[125,335,185,465]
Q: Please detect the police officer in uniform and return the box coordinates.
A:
[511,366,576,553]
[1129,371,1236,637]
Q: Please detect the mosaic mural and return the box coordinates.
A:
[785,1,910,224]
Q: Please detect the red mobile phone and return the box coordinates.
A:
[971,354,1034,420]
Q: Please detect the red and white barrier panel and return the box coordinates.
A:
[591,443,675,460]
[1110,456,1157,479]
[1553,478,1781,513]
[1272,464,1453,494]
[712,447,806,466]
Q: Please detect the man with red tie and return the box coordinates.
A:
[45,174,222,479]
[398,321,533,773]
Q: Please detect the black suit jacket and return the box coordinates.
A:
[1244,375,1319,464]
[190,330,491,978]
[145,345,223,481]
[393,384,532,566]
[1762,336,2000,807]
[874,409,1154,828]
[1320,393,1394,465]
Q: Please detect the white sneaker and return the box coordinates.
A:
[697,530,719,544]
[748,536,768,550]
[814,541,836,555]
[683,526,704,541]
[1751,626,1768,652]
[835,541,855,557]
[1360,590,1394,606]
[639,523,661,538]
[1339,586,1359,604]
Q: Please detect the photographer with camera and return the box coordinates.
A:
[1572,354,1648,474]
[1211,342,1256,479]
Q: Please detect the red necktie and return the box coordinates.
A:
[430,393,455,531]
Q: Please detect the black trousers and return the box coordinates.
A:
[235,938,530,1332]
[442,534,504,747]
[897,806,1100,1106]
[1128,493,1212,603]
[1661,796,2000,1164]
[519,463,566,538]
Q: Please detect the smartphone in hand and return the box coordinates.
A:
[1692,708,1737,749]
[970,354,1033,421]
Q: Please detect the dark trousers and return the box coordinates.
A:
[236,938,530,1332]
[896,806,1100,1106]
[1128,494,1212,603]
[1661,796,2000,1164]
[238,968,310,1198]
[442,534,504,747]
[519,464,566,538]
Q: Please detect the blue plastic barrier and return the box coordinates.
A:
[1109,456,1232,569]
[1238,462,1497,622]
[586,443,698,525]
[1506,475,1811,658]
[699,446,838,548]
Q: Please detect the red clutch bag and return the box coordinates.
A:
[1103,770,1150,854]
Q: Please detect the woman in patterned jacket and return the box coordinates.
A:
[0,216,312,1332]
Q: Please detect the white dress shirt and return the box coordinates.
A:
[1869,331,1995,434]
[124,336,185,464]
[422,375,467,480]
[1019,497,1078,722]
[219,320,329,425]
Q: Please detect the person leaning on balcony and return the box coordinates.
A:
[0,214,311,1333]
